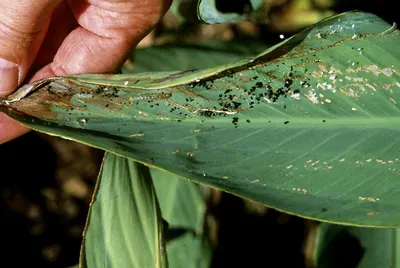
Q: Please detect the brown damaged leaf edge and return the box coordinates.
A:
[0,78,92,119]
[0,77,174,120]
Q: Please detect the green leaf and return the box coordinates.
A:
[80,153,167,268]
[249,0,264,10]
[197,0,266,24]
[169,0,199,23]
[151,164,210,268]
[166,232,213,268]
[314,223,400,268]
[151,166,212,268]
[170,0,267,24]
[1,11,400,226]
[124,39,268,73]
[152,169,206,231]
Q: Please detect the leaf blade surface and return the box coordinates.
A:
[2,11,400,226]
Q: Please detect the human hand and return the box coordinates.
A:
[0,0,171,143]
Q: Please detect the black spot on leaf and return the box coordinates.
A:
[232,117,239,128]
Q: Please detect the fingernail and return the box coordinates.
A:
[0,58,19,97]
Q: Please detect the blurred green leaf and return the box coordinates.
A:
[124,39,268,73]
[2,11,400,226]
[249,0,264,9]
[197,0,266,24]
[314,223,400,268]
[80,153,167,268]
[170,0,199,23]
[170,0,267,24]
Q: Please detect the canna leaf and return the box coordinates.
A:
[1,11,400,226]
[165,231,213,268]
[80,153,167,268]
[314,223,400,268]
[197,0,266,24]
[152,168,206,232]
[170,0,267,24]
[152,169,211,268]
[125,39,268,73]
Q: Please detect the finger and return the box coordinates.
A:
[31,0,172,79]
[28,1,78,77]
[0,114,29,144]
[0,0,62,97]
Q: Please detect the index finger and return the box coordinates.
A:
[32,0,172,79]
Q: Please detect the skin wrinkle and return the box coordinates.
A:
[49,28,129,75]
[70,2,159,41]
[0,19,46,56]
[0,0,60,32]
[84,0,160,14]
[0,20,43,36]
[27,2,78,76]
[83,7,122,38]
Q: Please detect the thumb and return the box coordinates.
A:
[0,59,19,97]
[0,0,61,97]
